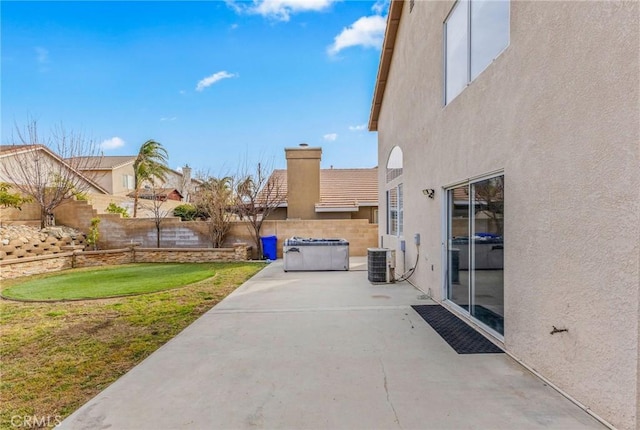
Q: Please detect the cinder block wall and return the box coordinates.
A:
[53,199,378,257]
[227,219,378,258]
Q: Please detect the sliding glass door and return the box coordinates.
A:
[447,185,470,309]
[446,175,504,336]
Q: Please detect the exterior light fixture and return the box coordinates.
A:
[422,188,435,199]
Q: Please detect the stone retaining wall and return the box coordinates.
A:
[1,228,87,261]
[134,246,251,263]
[0,244,252,280]
[0,252,74,279]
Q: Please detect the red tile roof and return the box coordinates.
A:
[269,167,378,210]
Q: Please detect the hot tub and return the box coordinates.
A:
[283,237,349,272]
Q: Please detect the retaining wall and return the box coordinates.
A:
[0,244,252,280]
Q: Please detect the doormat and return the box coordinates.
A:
[411,305,504,354]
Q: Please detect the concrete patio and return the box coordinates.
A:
[60,258,605,429]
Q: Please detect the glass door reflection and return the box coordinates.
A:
[446,176,504,336]
[471,176,504,334]
[447,185,470,309]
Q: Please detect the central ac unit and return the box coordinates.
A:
[367,248,396,284]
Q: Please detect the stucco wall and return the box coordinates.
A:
[376,1,639,429]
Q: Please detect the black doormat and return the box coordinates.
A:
[411,305,504,354]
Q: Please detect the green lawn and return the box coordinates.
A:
[0,261,265,429]
[2,263,227,301]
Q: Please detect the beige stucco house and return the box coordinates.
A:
[0,145,109,224]
[74,156,199,201]
[0,145,108,195]
[370,1,639,429]
[267,145,378,223]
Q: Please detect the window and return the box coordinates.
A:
[444,0,510,104]
[398,183,404,235]
[122,174,134,190]
[386,147,404,236]
[387,187,399,235]
[386,146,403,183]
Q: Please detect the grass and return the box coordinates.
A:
[1,263,225,301]
[0,262,265,429]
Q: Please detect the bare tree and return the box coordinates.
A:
[193,175,234,248]
[0,120,102,228]
[233,162,286,259]
[473,176,504,234]
[140,189,172,248]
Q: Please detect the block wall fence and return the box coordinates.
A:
[54,199,378,259]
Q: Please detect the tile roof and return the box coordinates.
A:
[0,144,42,154]
[128,188,183,199]
[269,167,378,209]
[70,156,136,170]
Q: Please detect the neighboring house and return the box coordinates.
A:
[0,144,109,224]
[162,165,198,203]
[0,145,108,195]
[72,156,137,195]
[266,145,378,223]
[370,1,638,430]
[73,156,199,201]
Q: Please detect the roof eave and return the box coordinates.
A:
[368,0,404,132]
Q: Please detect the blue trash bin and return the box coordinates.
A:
[260,235,277,260]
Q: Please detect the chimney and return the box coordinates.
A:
[285,144,321,219]
[182,164,192,202]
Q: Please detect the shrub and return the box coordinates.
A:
[86,217,100,250]
[173,204,198,221]
[106,202,129,217]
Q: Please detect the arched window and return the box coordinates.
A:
[386,146,403,183]
[386,147,403,236]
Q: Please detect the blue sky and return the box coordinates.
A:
[1,0,387,174]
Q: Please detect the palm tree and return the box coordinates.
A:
[132,140,170,218]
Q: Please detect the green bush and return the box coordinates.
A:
[173,204,199,221]
[106,202,129,217]
[86,217,100,250]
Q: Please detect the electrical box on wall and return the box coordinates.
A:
[387,250,396,269]
[414,233,421,245]
[400,240,406,252]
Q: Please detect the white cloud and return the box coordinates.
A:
[227,0,336,22]
[328,15,387,55]
[230,23,239,30]
[323,133,338,141]
[100,137,125,151]
[349,124,366,132]
[160,117,177,122]
[35,47,49,64]
[196,71,237,92]
[372,0,389,15]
